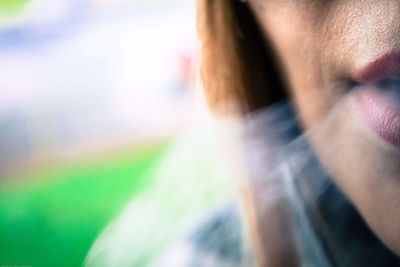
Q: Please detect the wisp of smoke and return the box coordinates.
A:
[86,92,400,267]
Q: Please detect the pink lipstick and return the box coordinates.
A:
[351,51,400,148]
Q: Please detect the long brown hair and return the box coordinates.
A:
[197,0,287,114]
[197,1,299,267]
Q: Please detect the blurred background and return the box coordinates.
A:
[0,1,232,266]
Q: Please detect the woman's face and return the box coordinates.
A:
[249,0,400,255]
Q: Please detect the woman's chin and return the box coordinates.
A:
[306,94,400,256]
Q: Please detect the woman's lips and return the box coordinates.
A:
[350,51,400,148]
[353,52,400,83]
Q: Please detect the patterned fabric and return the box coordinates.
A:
[150,204,251,267]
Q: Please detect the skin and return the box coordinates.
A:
[248,0,400,256]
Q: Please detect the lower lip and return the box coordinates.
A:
[351,86,400,148]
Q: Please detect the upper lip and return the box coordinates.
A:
[352,51,400,83]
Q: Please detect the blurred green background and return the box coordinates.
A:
[0,0,28,15]
[0,0,199,266]
[0,142,168,266]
